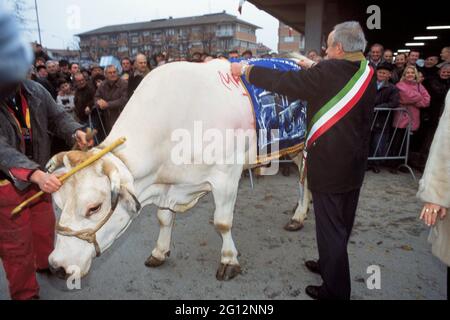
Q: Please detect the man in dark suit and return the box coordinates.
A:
[232,21,377,300]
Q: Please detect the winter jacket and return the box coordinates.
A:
[393,80,430,131]
[74,83,96,122]
[0,80,83,190]
[373,81,399,130]
[94,78,128,135]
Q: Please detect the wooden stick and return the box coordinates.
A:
[11,137,127,216]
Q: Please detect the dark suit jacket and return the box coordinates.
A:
[247,57,377,193]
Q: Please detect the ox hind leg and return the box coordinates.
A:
[145,208,174,268]
[284,152,312,232]
[211,167,242,281]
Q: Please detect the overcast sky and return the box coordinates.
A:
[15,0,280,51]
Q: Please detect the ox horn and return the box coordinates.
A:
[45,151,92,173]
[45,152,68,173]
[102,159,121,211]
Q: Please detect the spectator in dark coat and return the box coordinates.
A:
[367,43,384,68]
[58,59,72,82]
[128,53,151,99]
[415,63,450,168]
[368,62,399,173]
[422,55,440,80]
[94,65,128,137]
[33,43,50,62]
[391,53,407,84]
[34,65,56,98]
[46,60,63,98]
[120,57,133,80]
[74,72,95,123]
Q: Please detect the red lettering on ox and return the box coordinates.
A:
[218,71,240,91]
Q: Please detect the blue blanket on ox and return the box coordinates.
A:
[233,58,307,162]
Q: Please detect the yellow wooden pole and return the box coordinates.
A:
[11,137,127,216]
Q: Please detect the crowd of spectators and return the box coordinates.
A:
[364,44,450,173]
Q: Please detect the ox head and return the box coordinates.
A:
[47,151,141,278]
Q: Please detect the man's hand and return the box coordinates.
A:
[75,130,94,150]
[30,170,62,194]
[296,55,316,69]
[97,99,109,110]
[85,106,91,115]
[420,203,448,226]
[231,62,245,78]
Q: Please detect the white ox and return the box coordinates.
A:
[47,59,311,280]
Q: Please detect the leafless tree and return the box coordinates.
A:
[200,25,216,54]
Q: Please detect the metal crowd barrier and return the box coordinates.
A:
[247,107,417,186]
[368,107,416,180]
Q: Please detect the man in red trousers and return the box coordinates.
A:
[0,5,92,300]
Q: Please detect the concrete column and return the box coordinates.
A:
[305,0,324,53]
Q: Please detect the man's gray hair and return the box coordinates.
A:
[105,64,117,72]
[46,60,58,67]
[332,21,367,53]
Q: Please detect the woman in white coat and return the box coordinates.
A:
[417,90,450,300]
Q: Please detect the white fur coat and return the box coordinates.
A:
[417,91,450,266]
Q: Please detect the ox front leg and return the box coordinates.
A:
[145,209,174,268]
[212,171,241,281]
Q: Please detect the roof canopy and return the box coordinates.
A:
[249,0,449,56]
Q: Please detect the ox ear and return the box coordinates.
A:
[119,185,141,216]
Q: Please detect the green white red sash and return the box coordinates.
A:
[300,60,374,184]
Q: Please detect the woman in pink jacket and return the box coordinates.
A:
[391,66,430,172]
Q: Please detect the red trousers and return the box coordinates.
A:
[0,182,55,300]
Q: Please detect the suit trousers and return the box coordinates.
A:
[312,188,361,300]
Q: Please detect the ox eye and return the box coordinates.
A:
[87,204,102,216]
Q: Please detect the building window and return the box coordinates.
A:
[239,25,252,34]
[132,36,139,44]
[166,28,175,36]
[284,36,294,43]
[143,31,150,37]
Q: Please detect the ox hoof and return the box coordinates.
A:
[284,219,304,232]
[145,255,165,268]
[216,263,242,281]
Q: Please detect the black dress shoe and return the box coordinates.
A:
[372,166,380,174]
[305,285,322,300]
[305,260,321,275]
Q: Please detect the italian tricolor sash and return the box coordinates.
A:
[300,60,374,183]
